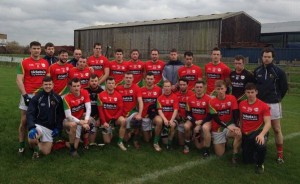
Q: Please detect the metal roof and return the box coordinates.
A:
[262,21,300,33]
[76,11,259,31]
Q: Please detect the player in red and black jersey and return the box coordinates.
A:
[230,55,255,102]
[97,77,126,150]
[141,72,163,151]
[175,78,194,148]
[85,74,104,147]
[116,72,143,149]
[204,47,231,96]
[209,80,241,163]
[63,78,91,157]
[177,51,203,91]
[127,49,145,87]
[156,80,179,150]
[184,80,211,156]
[49,49,73,96]
[16,41,49,154]
[87,43,110,87]
[239,83,271,174]
[109,48,128,86]
[69,56,93,89]
[144,49,165,87]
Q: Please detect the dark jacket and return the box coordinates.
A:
[162,60,184,85]
[27,90,64,130]
[254,62,288,103]
[68,58,78,67]
[44,55,58,65]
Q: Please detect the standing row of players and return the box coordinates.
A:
[17,41,288,174]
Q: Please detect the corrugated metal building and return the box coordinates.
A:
[261,21,300,48]
[74,11,260,59]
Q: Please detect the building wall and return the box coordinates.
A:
[75,20,221,59]
[221,14,261,46]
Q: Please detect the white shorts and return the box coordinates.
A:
[268,103,282,120]
[35,124,53,143]
[89,117,97,133]
[19,94,34,111]
[212,128,230,144]
[126,112,138,129]
[177,123,184,133]
[63,119,82,139]
[142,118,152,131]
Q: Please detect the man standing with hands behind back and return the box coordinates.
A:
[254,48,288,164]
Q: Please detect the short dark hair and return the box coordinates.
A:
[212,47,220,53]
[115,48,123,53]
[170,48,177,53]
[45,42,54,49]
[106,76,115,82]
[43,76,52,82]
[68,77,80,86]
[93,43,102,48]
[245,83,257,91]
[58,49,68,55]
[146,71,154,77]
[195,80,205,86]
[130,49,139,54]
[178,77,189,84]
[29,41,41,48]
[90,73,99,80]
[184,51,193,57]
[151,48,159,54]
[234,55,245,63]
[261,47,275,58]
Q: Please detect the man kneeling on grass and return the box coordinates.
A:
[239,83,271,174]
[27,76,64,159]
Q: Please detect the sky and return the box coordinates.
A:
[0,0,299,46]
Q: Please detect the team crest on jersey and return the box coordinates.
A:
[202,102,206,106]
[241,75,245,79]
[254,108,259,112]
[122,66,125,69]
[129,90,133,93]
[103,97,107,100]
[227,102,231,106]
[85,73,89,76]
[114,97,117,101]
[153,92,157,95]
[218,68,221,72]
[192,70,195,73]
[41,103,46,107]
[100,60,103,63]
[138,65,141,68]
[81,97,84,101]
[158,65,161,69]
[51,101,56,106]
[42,63,46,67]
[171,100,174,103]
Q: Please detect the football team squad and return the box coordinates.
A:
[16,41,288,174]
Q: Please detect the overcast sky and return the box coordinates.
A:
[0,0,299,46]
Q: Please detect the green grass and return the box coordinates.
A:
[1,65,300,183]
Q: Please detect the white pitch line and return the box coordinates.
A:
[121,131,300,184]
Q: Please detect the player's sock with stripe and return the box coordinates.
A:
[19,141,25,149]
[70,143,75,152]
[153,136,160,144]
[118,137,124,144]
[83,138,89,147]
[276,144,283,158]
[34,146,40,153]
